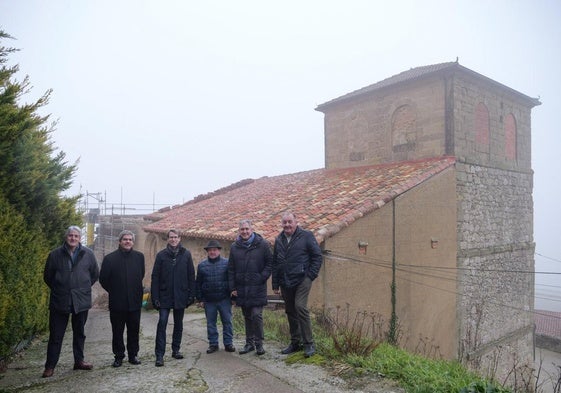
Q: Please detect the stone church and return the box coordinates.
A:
[139,61,540,380]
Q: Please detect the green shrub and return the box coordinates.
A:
[0,30,82,361]
[0,196,49,358]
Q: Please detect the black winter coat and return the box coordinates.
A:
[44,243,99,314]
[99,248,145,312]
[228,233,272,308]
[151,245,195,309]
[195,256,230,303]
[272,226,323,289]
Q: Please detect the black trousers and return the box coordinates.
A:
[281,277,314,345]
[241,305,264,346]
[109,309,141,359]
[45,309,89,369]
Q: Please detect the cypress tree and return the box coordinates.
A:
[0,30,82,359]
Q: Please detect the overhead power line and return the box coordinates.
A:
[322,250,561,318]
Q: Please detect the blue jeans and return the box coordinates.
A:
[155,308,185,357]
[204,298,233,346]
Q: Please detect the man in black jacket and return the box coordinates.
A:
[100,230,145,367]
[151,229,195,366]
[228,219,272,356]
[42,226,99,378]
[273,212,323,358]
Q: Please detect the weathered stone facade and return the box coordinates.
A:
[132,62,538,388]
[322,75,448,169]
[452,73,535,378]
[316,62,539,383]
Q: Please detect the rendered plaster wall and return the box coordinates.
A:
[320,168,458,358]
[141,232,221,289]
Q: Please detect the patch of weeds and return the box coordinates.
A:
[315,305,381,357]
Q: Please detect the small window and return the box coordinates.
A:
[475,102,490,147]
[391,105,417,152]
[505,113,517,160]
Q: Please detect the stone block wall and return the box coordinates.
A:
[452,74,533,171]
[456,162,534,372]
[319,66,537,382]
[323,76,447,169]
[453,69,535,378]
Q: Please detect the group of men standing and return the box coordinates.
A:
[41,211,323,379]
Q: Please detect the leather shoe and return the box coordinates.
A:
[206,345,219,354]
[238,344,255,354]
[73,360,93,370]
[224,344,236,352]
[256,345,265,356]
[42,368,54,378]
[304,344,316,358]
[155,358,164,367]
[128,356,141,365]
[281,343,302,355]
[112,358,123,367]
[171,351,184,359]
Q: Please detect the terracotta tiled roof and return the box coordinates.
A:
[315,61,540,111]
[143,157,455,244]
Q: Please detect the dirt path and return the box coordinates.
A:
[0,308,403,393]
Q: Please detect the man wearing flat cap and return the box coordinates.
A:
[195,240,235,354]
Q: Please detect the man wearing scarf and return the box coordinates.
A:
[151,229,195,366]
[228,219,272,356]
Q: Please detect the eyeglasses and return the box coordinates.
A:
[169,236,179,239]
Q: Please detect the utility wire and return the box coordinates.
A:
[322,250,561,319]
[535,252,561,264]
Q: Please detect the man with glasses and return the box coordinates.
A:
[42,226,99,378]
[100,230,145,367]
[151,229,195,366]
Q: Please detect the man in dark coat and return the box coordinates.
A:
[99,230,145,367]
[42,226,99,378]
[228,219,272,356]
[195,240,235,354]
[151,229,195,366]
[273,211,323,358]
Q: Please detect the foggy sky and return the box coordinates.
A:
[1,0,560,310]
